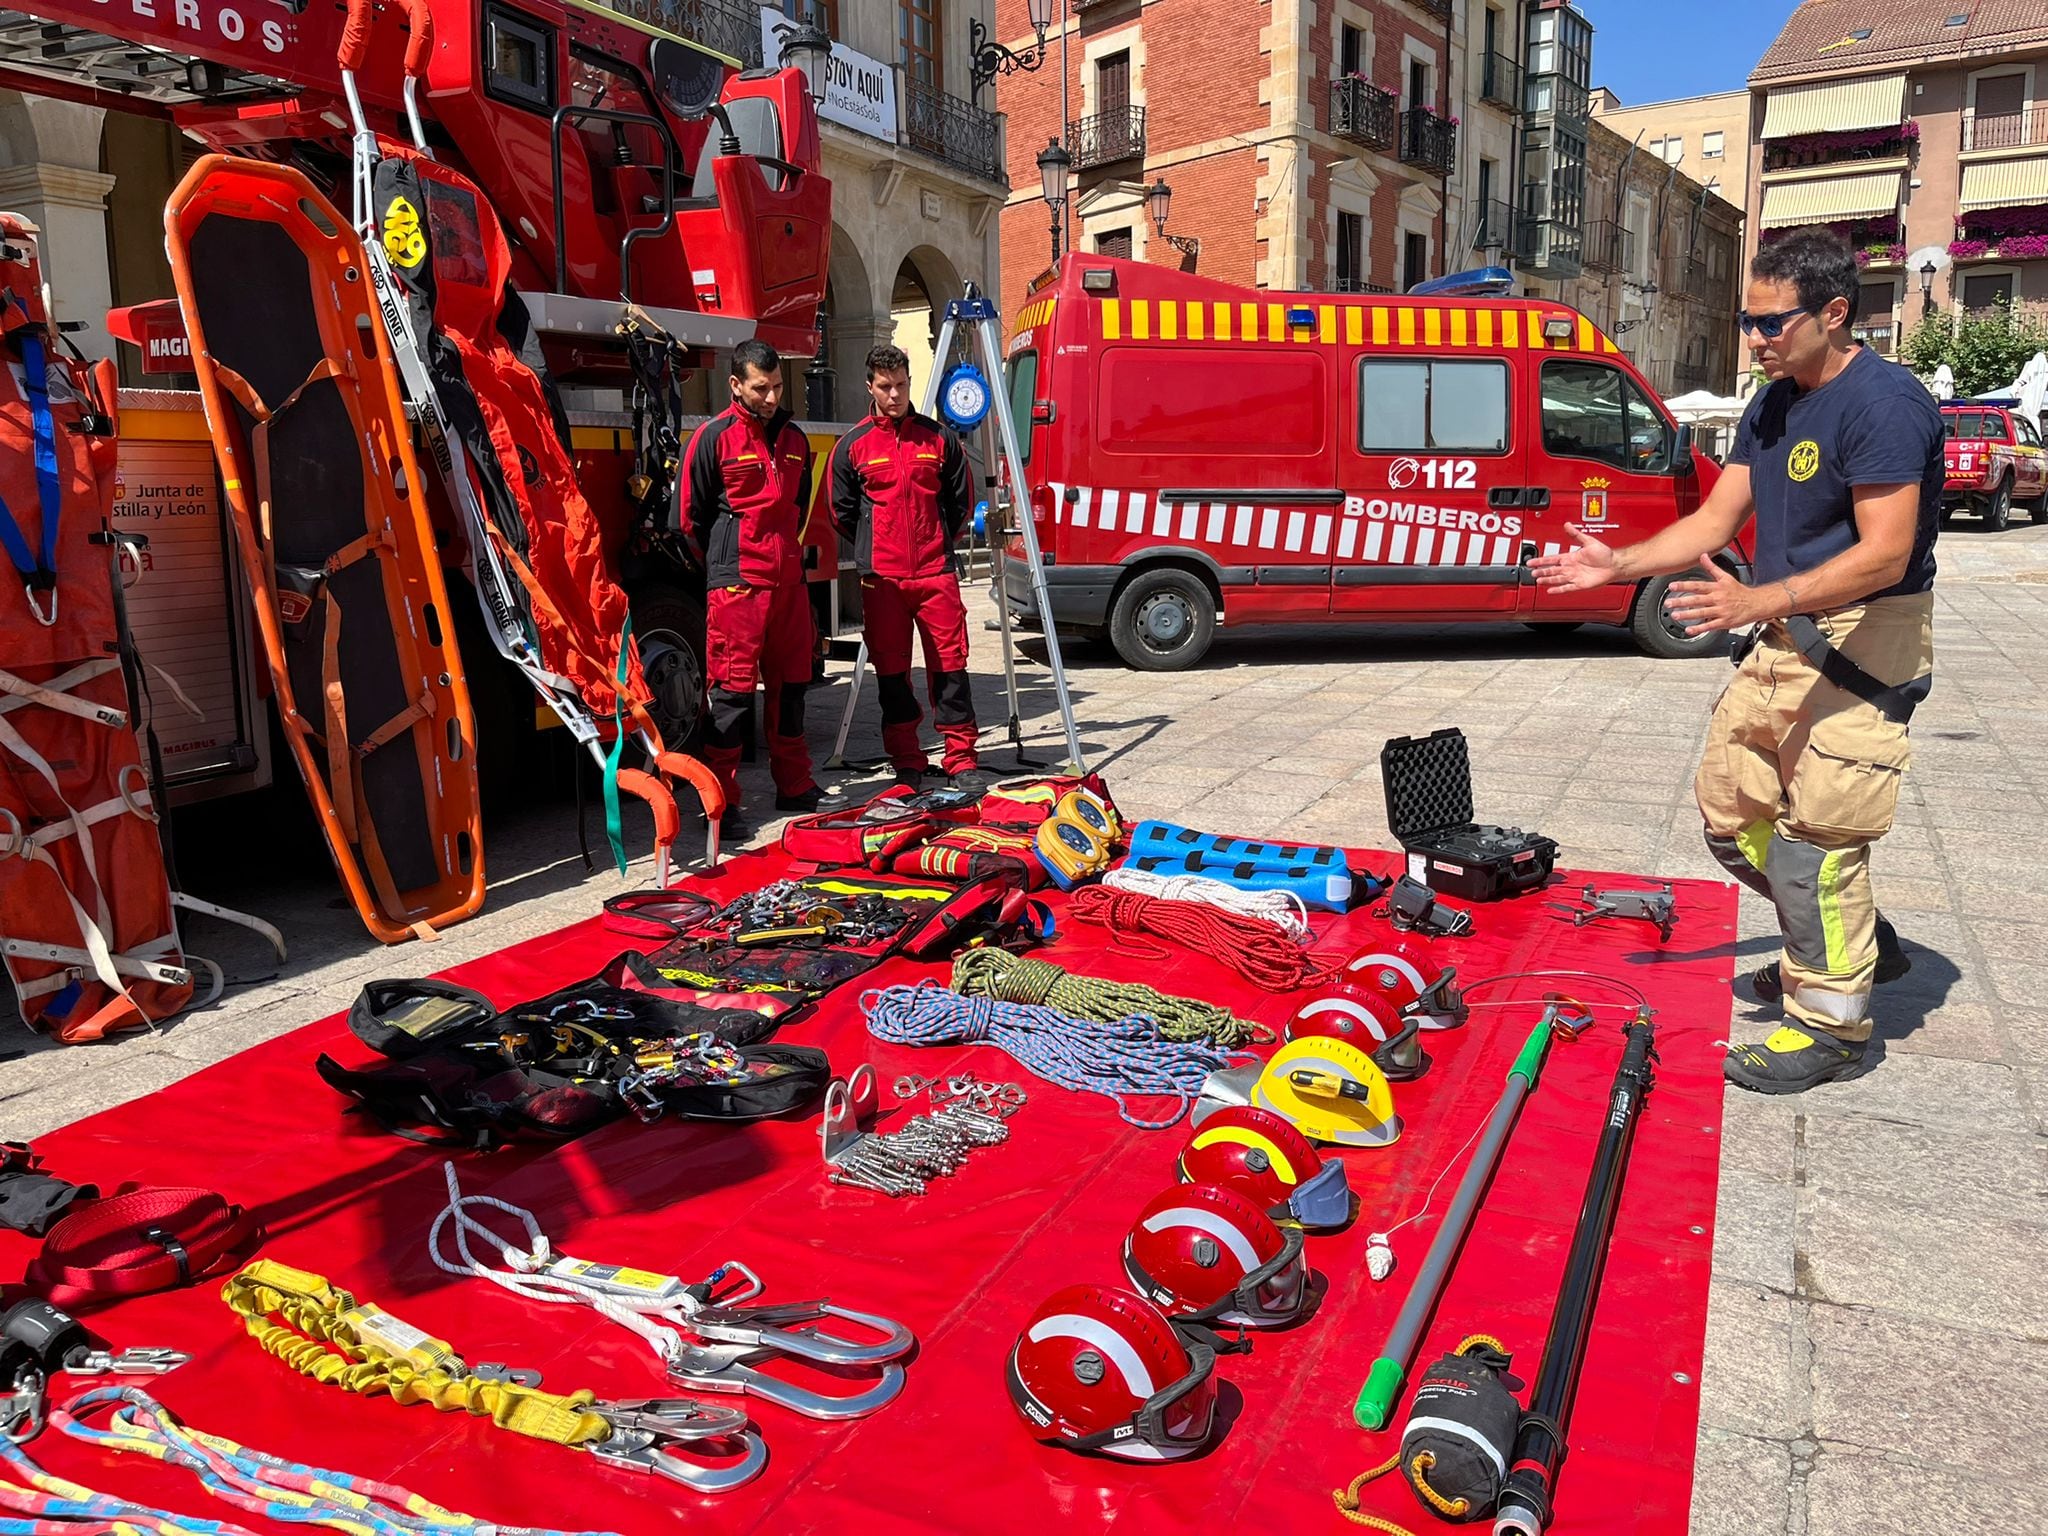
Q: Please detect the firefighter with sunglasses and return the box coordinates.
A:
[1534,228,1940,1094]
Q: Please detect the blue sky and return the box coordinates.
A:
[1583,0,1793,104]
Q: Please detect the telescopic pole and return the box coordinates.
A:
[1492,1010,1659,1536]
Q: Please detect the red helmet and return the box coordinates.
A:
[1177,1106,1352,1230]
[1123,1183,1311,1328]
[1006,1284,1221,1461]
[1288,987,1430,1082]
[1344,940,1466,1030]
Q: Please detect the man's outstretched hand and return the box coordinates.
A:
[1665,556,1772,635]
[1529,526,1619,592]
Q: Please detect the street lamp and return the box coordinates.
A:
[1038,138,1072,263]
[1920,257,1938,315]
[776,21,832,106]
[971,0,1055,103]
[1146,178,1201,259]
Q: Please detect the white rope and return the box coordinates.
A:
[1101,864,1312,941]
[427,1163,688,1368]
[1364,1111,1494,1283]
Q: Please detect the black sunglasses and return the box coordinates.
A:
[1736,306,1818,340]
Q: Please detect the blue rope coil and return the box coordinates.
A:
[860,981,1246,1130]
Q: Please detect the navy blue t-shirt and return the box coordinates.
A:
[1728,347,1942,599]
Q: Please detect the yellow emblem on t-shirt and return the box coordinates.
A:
[1788,439,1821,482]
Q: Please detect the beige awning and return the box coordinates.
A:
[1759,172,1903,228]
[1960,159,2048,211]
[1760,73,1908,139]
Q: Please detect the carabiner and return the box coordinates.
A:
[689,1300,917,1368]
[588,1417,768,1494]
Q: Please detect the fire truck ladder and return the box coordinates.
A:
[828,288,1087,776]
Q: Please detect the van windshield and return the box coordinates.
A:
[1006,351,1038,463]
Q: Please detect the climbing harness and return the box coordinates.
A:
[429,1166,915,1421]
[220,1258,766,1492]
[861,980,1247,1130]
[950,949,1271,1048]
[44,1385,617,1536]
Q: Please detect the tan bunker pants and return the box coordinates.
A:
[1694,594,1934,1042]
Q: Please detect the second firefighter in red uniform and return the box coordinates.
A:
[829,344,979,781]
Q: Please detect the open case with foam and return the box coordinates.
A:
[1380,728,1557,901]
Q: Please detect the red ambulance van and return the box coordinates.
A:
[1000,256,1747,670]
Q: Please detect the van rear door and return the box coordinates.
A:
[1335,333,1524,618]
[1522,354,1686,620]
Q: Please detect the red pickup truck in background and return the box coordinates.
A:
[1942,402,2047,531]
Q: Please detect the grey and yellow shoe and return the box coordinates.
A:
[1724,1026,1871,1095]
[1746,914,1909,1004]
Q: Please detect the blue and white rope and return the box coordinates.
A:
[859,981,1246,1129]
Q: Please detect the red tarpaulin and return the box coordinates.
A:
[2,849,1735,1535]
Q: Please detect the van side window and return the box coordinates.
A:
[1540,360,1674,474]
[1359,359,1510,453]
[1006,351,1038,464]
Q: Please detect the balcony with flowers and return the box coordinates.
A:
[1759,218,1904,269]
[1761,120,1918,174]
[1948,206,2048,263]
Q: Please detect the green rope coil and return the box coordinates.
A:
[949,950,1272,1048]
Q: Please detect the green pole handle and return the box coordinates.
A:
[1507,1015,1557,1091]
[1354,1356,1404,1431]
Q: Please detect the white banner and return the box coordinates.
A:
[759,8,898,144]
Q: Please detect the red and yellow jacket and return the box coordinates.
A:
[828,410,971,581]
[683,401,813,588]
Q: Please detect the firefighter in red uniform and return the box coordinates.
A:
[830,344,979,782]
[683,339,823,826]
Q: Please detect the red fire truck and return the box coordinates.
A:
[1001,257,1746,670]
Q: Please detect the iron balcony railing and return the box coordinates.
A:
[1331,78,1397,151]
[1472,197,1514,253]
[1582,218,1632,275]
[1399,108,1457,176]
[1480,51,1522,111]
[634,0,762,67]
[1068,105,1146,170]
[1963,103,2048,152]
[1516,214,1584,277]
[1408,0,1453,17]
[904,79,1006,185]
[1334,277,1396,294]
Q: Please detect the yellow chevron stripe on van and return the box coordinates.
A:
[1397,308,1417,346]
[1346,307,1364,346]
[1132,300,1151,340]
[1160,300,1178,341]
[1423,309,1442,347]
[1477,309,1494,348]
[1577,316,1596,351]
[1187,301,1205,340]
[1320,305,1337,344]
[1242,302,1261,341]
[1602,334,1619,353]
[1372,308,1390,346]
[1501,310,1519,348]
[1268,303,1286,342]
[1450,309,1468,348]
[1101,299,1121,340]
[1214,301,1233,341]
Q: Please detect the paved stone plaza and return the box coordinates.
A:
[6,526,2046,1533]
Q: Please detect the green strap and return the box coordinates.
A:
[603,619,631,875]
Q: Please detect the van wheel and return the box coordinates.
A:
[1984,476,2012,532]
[1630,573,1729,660]
[631,581,708,752]
[1110,569,1216,671]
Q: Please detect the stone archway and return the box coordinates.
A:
[817,222,883,423]
[0,90,116,358]
[888,244,964,394]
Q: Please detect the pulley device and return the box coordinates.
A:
[830,287,1088,774]
[430,1165,916,1421]
[2,1298,187,1443]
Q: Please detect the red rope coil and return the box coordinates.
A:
[1069,886,1342,993]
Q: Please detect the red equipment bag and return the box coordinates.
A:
[0,214,192,1041]
[780,784,981,869]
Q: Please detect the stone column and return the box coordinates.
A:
[0,95,115,359]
